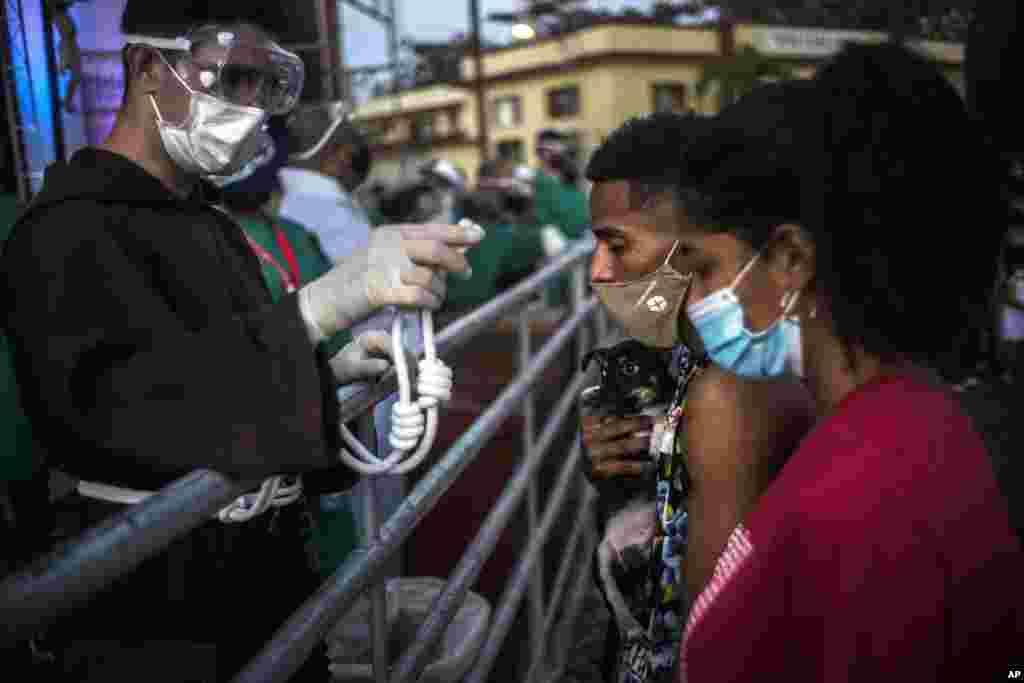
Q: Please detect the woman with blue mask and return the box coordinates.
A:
[677,44,1022,681]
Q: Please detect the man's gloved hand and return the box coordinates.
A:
[329,331,395,385]
[299,222,485,344]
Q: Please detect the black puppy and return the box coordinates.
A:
[581,339,674,418]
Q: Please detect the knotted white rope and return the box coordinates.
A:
[336,307,453,475]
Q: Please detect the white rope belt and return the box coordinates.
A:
[76,475,303,523]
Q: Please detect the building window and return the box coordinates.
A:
[651,82,688,113]
[410,113,434,145]
[493,96,522,128]
[547,85,580,118]
[496,139,524,163]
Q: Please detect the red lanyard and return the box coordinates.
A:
[245,221,302,293]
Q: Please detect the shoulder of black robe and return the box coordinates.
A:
[1,148,356,492]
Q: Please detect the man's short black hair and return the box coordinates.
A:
[585,111,705,209]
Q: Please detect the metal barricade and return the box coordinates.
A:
[0,239,605,683]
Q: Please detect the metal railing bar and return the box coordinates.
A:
[335,241,593,422]
[389,369,591,683]
[467,460,593,683]
[546,505,599,679]
[518,303,545,665]
[521,481,594,683]
[0,469,249,642]
[366,477,389,683]
[569,264,591,366]
[232,300,597,683]
[357,412,389,683]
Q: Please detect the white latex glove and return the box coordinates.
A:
[329,331,394,385]
[299,222,485,344]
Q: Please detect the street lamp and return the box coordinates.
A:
[510,22,537,41]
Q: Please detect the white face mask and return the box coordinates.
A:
[150,55,268,177]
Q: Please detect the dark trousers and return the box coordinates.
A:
[10,490,328,682]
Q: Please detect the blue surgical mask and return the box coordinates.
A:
[686,252,803,378]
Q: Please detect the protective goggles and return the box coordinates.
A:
[124,25,304,115]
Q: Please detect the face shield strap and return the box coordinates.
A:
[153,50,196,96]
[289,109,348,162]
[122,35,192,51]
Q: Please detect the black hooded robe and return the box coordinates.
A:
[2,148,358,681]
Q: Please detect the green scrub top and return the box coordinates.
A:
[444,222,545,312]
[532,171,591,306]
[232,210,351,356]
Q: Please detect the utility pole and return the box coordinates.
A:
[335,1,352,103]
[388,0,400,95]
[40,0,65,162]
[0,0,30,203]
[470,0,489,163]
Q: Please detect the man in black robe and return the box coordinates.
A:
[0,7,481,682]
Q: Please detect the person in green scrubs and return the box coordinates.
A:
[442,160,546,313]
[533,130,591,306]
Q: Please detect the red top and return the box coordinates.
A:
[680,375,1023,682]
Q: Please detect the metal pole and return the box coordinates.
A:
[39,0,65,162]
[518,302,546,664]
[387,0,399,96]
[335,1,352,103]
[522,482,593,683]
[357,413,390,683]
[467,448,593,683]
[1,0,32,203]
[594,303,608,346]
[388,370,593,683]
[547,498,597,679]
[365,479,389,683]
[570,261,590,366]
[233,302,598,683]
[316,0,336,100]
[470,0,489,163]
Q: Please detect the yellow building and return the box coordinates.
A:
[353,19,964,185]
